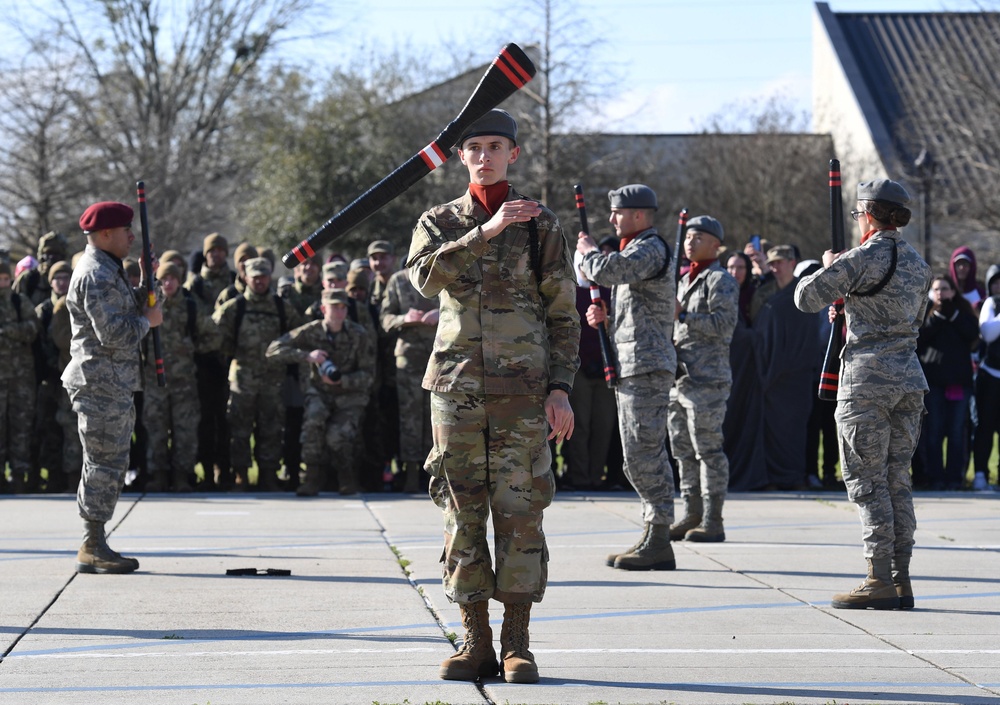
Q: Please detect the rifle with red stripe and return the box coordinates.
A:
[574,184,618,388]
[673,208,689,284]
[818,159,846,400]
[136,181,166,387]
[282,43,536,267]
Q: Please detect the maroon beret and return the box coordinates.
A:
[79,202,134,233]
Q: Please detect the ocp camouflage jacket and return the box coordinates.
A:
[406,186,580,395]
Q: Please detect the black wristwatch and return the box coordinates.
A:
[547,382,572,395]
[678,311,688,323]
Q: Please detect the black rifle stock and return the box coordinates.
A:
[573,184,618,388]
[136,181,166,387]
[282,43,536,267]
[818,159,846,400]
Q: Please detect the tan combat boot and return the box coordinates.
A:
[499,602,539,684]
[613,523,676,571]
[892,554,914,610]
[685,495,725,542]
[296,464,325,497]
[831,557,900,610]
[669,494,703,540]
[605,523,652,567]
[76,520,139,574]
[439,601,499,681]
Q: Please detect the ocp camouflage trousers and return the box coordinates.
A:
[426,391,553,605]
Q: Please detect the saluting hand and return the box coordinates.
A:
[480,199,541,241]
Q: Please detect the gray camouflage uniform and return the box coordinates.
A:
[669,261,739,501]
[407,186,580,604]
[580,229,677,525]
[62,245,149,522]
[794,230,931,559]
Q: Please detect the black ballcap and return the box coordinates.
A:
[608,184,657,210]
[857,179,910,206]
[686,215,724,243]
[457,109,517,148]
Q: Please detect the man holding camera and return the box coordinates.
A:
[266,288,375,496]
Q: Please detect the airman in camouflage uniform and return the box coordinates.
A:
[32,261,75,492]
[795,179,931,610]
[266,288,374,496]
[667,216,738,543]
[144,262,220,492]
[186,233,236,489]
[213,257,302,491]
[380,268,438,492]
[577,184,677,571]
[0,261,39,493]
[63,201,162,573]
[408,110,579,684]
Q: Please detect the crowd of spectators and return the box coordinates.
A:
[1,231,998,495]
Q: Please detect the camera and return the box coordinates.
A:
[318,359,341,382]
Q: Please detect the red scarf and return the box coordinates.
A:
[469,181,509,216]
[688,258,717,282]
[619,233,638,251]
[861,226,895,244]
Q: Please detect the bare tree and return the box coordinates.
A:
[0,60,91,256]
[3,0,315,253]
[505,0,620,207]
[680,96,831,258]
[897,9,1000,269]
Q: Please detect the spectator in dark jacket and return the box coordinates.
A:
[949,246,986,310]
[917,275,979,490]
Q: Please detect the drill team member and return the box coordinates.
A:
[407,109,579,683]
[668,216,739,542]
[64,201,162,573]
[795,179,931,610]
[577,184,677,570]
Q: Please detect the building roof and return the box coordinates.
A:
[819,3,1000,191]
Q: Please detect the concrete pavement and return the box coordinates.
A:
[1,489,998,704]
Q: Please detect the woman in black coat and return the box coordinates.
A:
[917,275,980,490]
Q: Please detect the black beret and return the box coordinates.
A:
[79,202,134,233]
[608,184,657,210]
[686,215,724,243]
[857,179,910,206]
[457,109,517,148]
